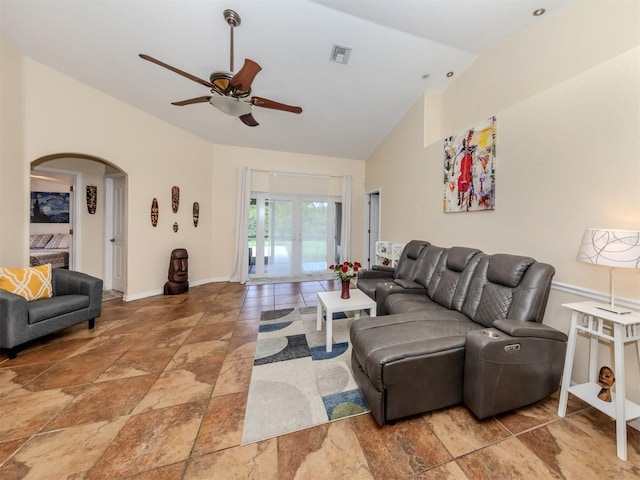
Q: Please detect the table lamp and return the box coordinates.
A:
[577,228,640,314]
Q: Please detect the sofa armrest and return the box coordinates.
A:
[0,289,29,349]
[464,322,567,418]
[372,265,395,273]
[52,269,103,319]
[493,319,567,342]
[357,267,394,280]
[0,288,28,320]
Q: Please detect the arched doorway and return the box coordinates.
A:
[30,153,128,295]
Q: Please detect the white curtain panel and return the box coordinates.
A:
[230,166,251,283]
[340,175,352,263]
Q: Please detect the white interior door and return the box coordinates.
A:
[107,176,126,292]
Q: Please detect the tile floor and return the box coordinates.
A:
[1,280,639,479]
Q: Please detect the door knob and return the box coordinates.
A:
[110,238,115,242]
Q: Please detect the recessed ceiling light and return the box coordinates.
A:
[446,71,454,78]
[533,8,546,16]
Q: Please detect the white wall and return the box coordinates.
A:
[442,0,640,135]
[210,144,365,280]
[365,2,640,401]
[15,58,215,298]
[0,40,28,267]
[0,39,366,299]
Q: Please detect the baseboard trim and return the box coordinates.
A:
[123,289,163,302]
[190,277,230,286]
[122,277,232,302]
[551,281,640,310]
[124,280,636,305]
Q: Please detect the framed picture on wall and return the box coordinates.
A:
[30,192,70,223]
[443,116,496,213]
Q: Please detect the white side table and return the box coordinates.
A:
[557,301,640,461]
[316,289,376,352]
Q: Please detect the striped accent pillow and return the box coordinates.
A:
[0,264,53,301]
[30,234,54,249]
[44,234,70,249]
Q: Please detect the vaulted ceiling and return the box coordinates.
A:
[0,0,574,159]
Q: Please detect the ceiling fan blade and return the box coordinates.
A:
[239,113,259,127]
[139,54,214,89]
[252,96,302,114]
[171,96,212,106]
[229,59,262,92]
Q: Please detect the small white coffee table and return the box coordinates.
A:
[316,289,376,352]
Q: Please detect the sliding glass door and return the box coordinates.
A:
[249,193,338,279]
[300,199,332,273]
[270,196,294,277]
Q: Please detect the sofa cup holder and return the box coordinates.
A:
[481,330,500,339]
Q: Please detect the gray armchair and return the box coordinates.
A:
[0,269,103,359]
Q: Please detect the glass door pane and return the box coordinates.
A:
[248,198,257,275]
[248,195,268,277]
[248,193,338,280]
[301,200,329,273]
[269,198,293,277]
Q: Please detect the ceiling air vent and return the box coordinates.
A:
[330,44,352,65]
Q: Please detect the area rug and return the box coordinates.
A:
[241,306,370,444]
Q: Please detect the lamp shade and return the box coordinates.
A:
[577,228,640,269]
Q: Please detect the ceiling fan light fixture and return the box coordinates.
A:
[209,71,232,94]
[209,96,252,117]
[139,8,301,127]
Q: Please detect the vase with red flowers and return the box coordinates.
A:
[329,260,361,299]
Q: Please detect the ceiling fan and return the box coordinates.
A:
[139,9,302,127]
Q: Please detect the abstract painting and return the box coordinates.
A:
[30,192,70,223]
[443,116,496,212]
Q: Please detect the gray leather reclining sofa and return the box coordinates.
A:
[353,240,567,425]
[0,269,103,359]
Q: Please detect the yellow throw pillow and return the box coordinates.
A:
[0,264,53,301]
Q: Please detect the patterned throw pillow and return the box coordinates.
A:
[44,234,71,249]
[29,234,54,249]
[0,264,53,301]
